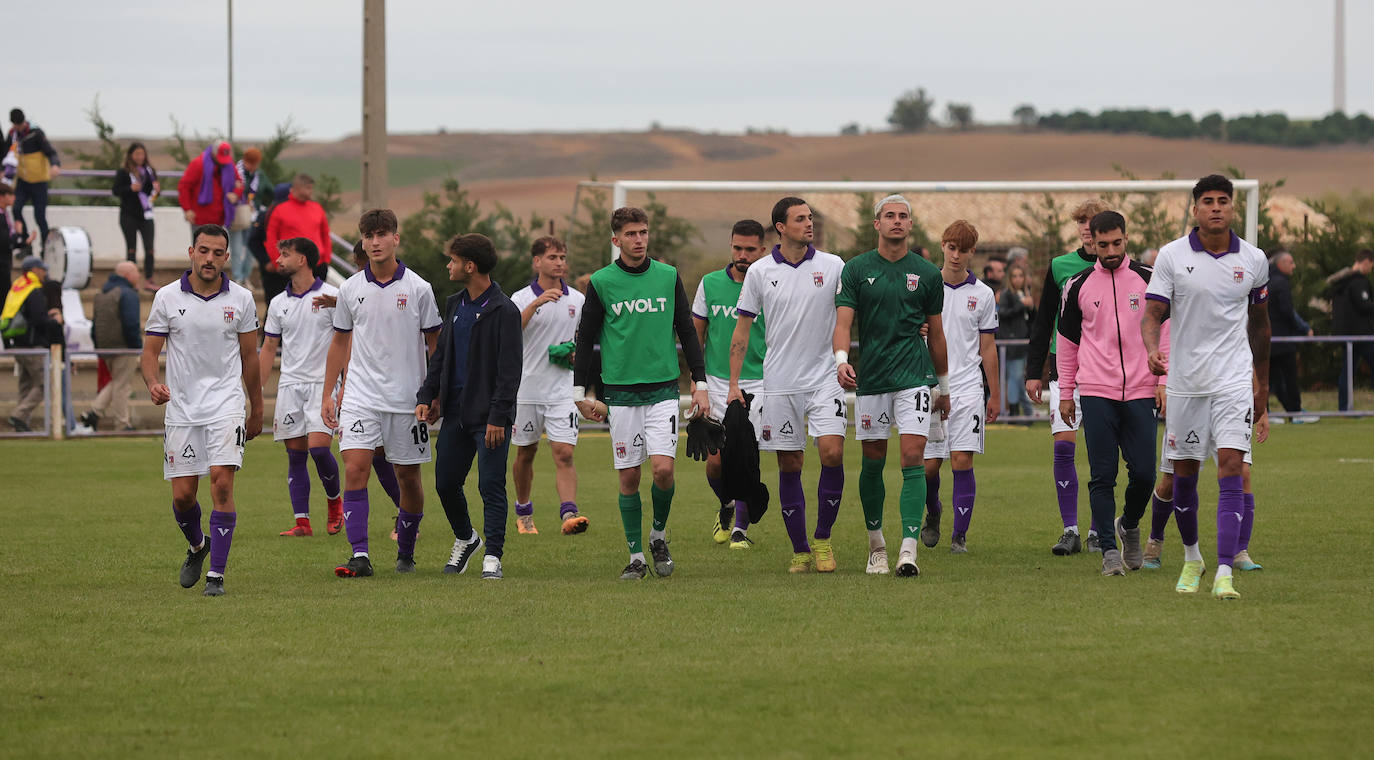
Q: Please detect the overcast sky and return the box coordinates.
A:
[17,0,1372,141]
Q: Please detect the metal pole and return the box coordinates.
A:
[48,345,64,440]
[227,0,234,142]
[1335,0,1346,113]
[610,181,627,261]
[1346,340,1355,412]
[1245,185,1259,243]
[361,0,388,212]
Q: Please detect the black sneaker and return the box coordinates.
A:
[8,416,31,433]
[335,555,374,578]
[396,554,416,573]
[619,559,648,580]
[180,540,211,588]
[203,575,225,596]
[950,533,968,554]
[649,539,674,577]
[79,410,99,429]
[1051,530,1082,556]
[920,510,941,548]
[443,532,482,574]
[718,504,734,536]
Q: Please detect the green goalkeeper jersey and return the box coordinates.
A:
[694,266,765,381]
[835,249,944,395]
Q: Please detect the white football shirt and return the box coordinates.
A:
[1145,229,1268,397]
[510,279,584,403]
[264,277,339,386]
[333,262,442,413]
[736,245,845,394]
[145,272,259,425]
[939,271,999,397]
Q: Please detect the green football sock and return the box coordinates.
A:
[859,456,887,532]
[650,482,674,532]
[901,465,926,539]
[618,491,643,554]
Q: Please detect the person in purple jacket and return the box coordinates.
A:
[1056,211,1161,576]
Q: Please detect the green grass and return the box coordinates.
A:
[4,422,1374,758]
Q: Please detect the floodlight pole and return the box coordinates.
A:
[227,0,234,143]
[361,0,388,212]
[1335,0,1346,113]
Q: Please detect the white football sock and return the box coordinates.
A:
[1183,543,1202,562]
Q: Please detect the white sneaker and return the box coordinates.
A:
[443,531,482,574]
[481,555,503,580]
[895,549,920,577]
[866,546,889,575]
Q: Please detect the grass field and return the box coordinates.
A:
[4,421,1374,758]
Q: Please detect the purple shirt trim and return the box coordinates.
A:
[364,261,407,288]
[530,277,570,296]
[264,331,282,339]
[736,308,758,318]
[1145,293,1170,304]
[178,270,231,301]
[944,271,978,289]
[422,324,442,333]
[692,311,708,320]
[145,330,169,337]
[1187,227,1241,259]
[979,328,998,334]
[286,277,324,298]
[333,326,352,333]
[770,244,816,268]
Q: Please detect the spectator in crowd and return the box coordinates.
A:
[1,182,37,294]
[248,180,292,304]
[1327,249,1374,411]
[78,261,143,432]
[1141,248,1159,266]
[266,173,332,281]
[2,256,63,431]
[997,263,1036,417]
[1266,251,1313,421]
[177,141,241,227]
[1006,246,1029,270]
[229,147,270,286]
[112,142,160,290]
[3,109,60,248]
[982,256,1006,291]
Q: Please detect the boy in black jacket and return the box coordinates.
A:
[415,234,523,579]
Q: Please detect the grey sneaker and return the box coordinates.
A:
[949,533,968,554]
[443,531,482,574]
[1101,549,1126,576]
[1116,517,1142,570]
[480,555,502,580]
[396,554,416,573]
[920,510,941,548]
[180,540,211,588]
[619,559,648,580]
[1086,531,1102,553]
[203,575,225,596]
[649,538,674,577]
[1051,530,1082,556]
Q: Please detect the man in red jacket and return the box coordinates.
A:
[177,141,241,226]
[266,174,332,279]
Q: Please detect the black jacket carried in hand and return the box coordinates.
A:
[416,282,523,431]
[720,396,769,524]
[1327,268,1374,336]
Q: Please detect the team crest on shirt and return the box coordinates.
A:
[223,307,235,323]
[812,272,825,287]
[1233,267,1245,283]
[906,274,920,291]
[967,296,978,311]
[568,305,577,318]
[396,293,408,310]
[1129,293,1141,312]
[860,414,872,430]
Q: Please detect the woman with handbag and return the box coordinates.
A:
[112,142,160,290]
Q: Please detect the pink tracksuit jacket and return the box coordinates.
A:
[1056,259,1161,401]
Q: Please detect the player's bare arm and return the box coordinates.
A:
[239,331,264,440]
[927,313,951,419]
[257,335,280,397]
[141,333,170,405]
[726,315,754,405]
[1142,300,1168,375]
[1247,302,1272,417]
[521,288,561,329]
[322,330,351,428]
[979,331,1001,423]
[424,329,439,357]
[834,305,857,390]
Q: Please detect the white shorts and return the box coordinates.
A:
[1159,429,1254,474]
[1164,385,1254,462]
[339,406,432,465]
[163,416,245,480]
[1048,380,1082,434]
[925,393,985,459]
[608,398,679,470]
[273,382,333,441]
[855,386,934,441]
[706,375,764,433]
[758,379,847,452]
[512,401,580,447]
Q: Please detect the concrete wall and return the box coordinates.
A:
[22,206,193,268]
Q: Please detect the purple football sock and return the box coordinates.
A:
[1216,475,1244,567]
[515,500,534,516]
[309,446,341,499]
[560,501,578,519]
[287,449,311,516]
[926,471,942,519]
[707,475,728,507]
[1053,440,1078,528]
[1239,493,1255,552]
[778,470,810,553]
[733,500,749,530]
[208,510,236,575]
[951,468,976,536]
[373,455,401,509]
[396,511,423,557]
[814,465,844,540]
[174,501,204,548]
[1150,491,1172,542]
[343,488,370,555]
[1173,474,1200,546]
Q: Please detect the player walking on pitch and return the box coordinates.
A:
[257,237,344,537]
[834,195,949,577]
[322,209,441,578]
[509,236,589,536]
[692,219,769,549]
[729,197,848,573]
[1142,174,1271,600]
[923,220,999,554]
[142,224,263,596]
[573,207,709,580]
